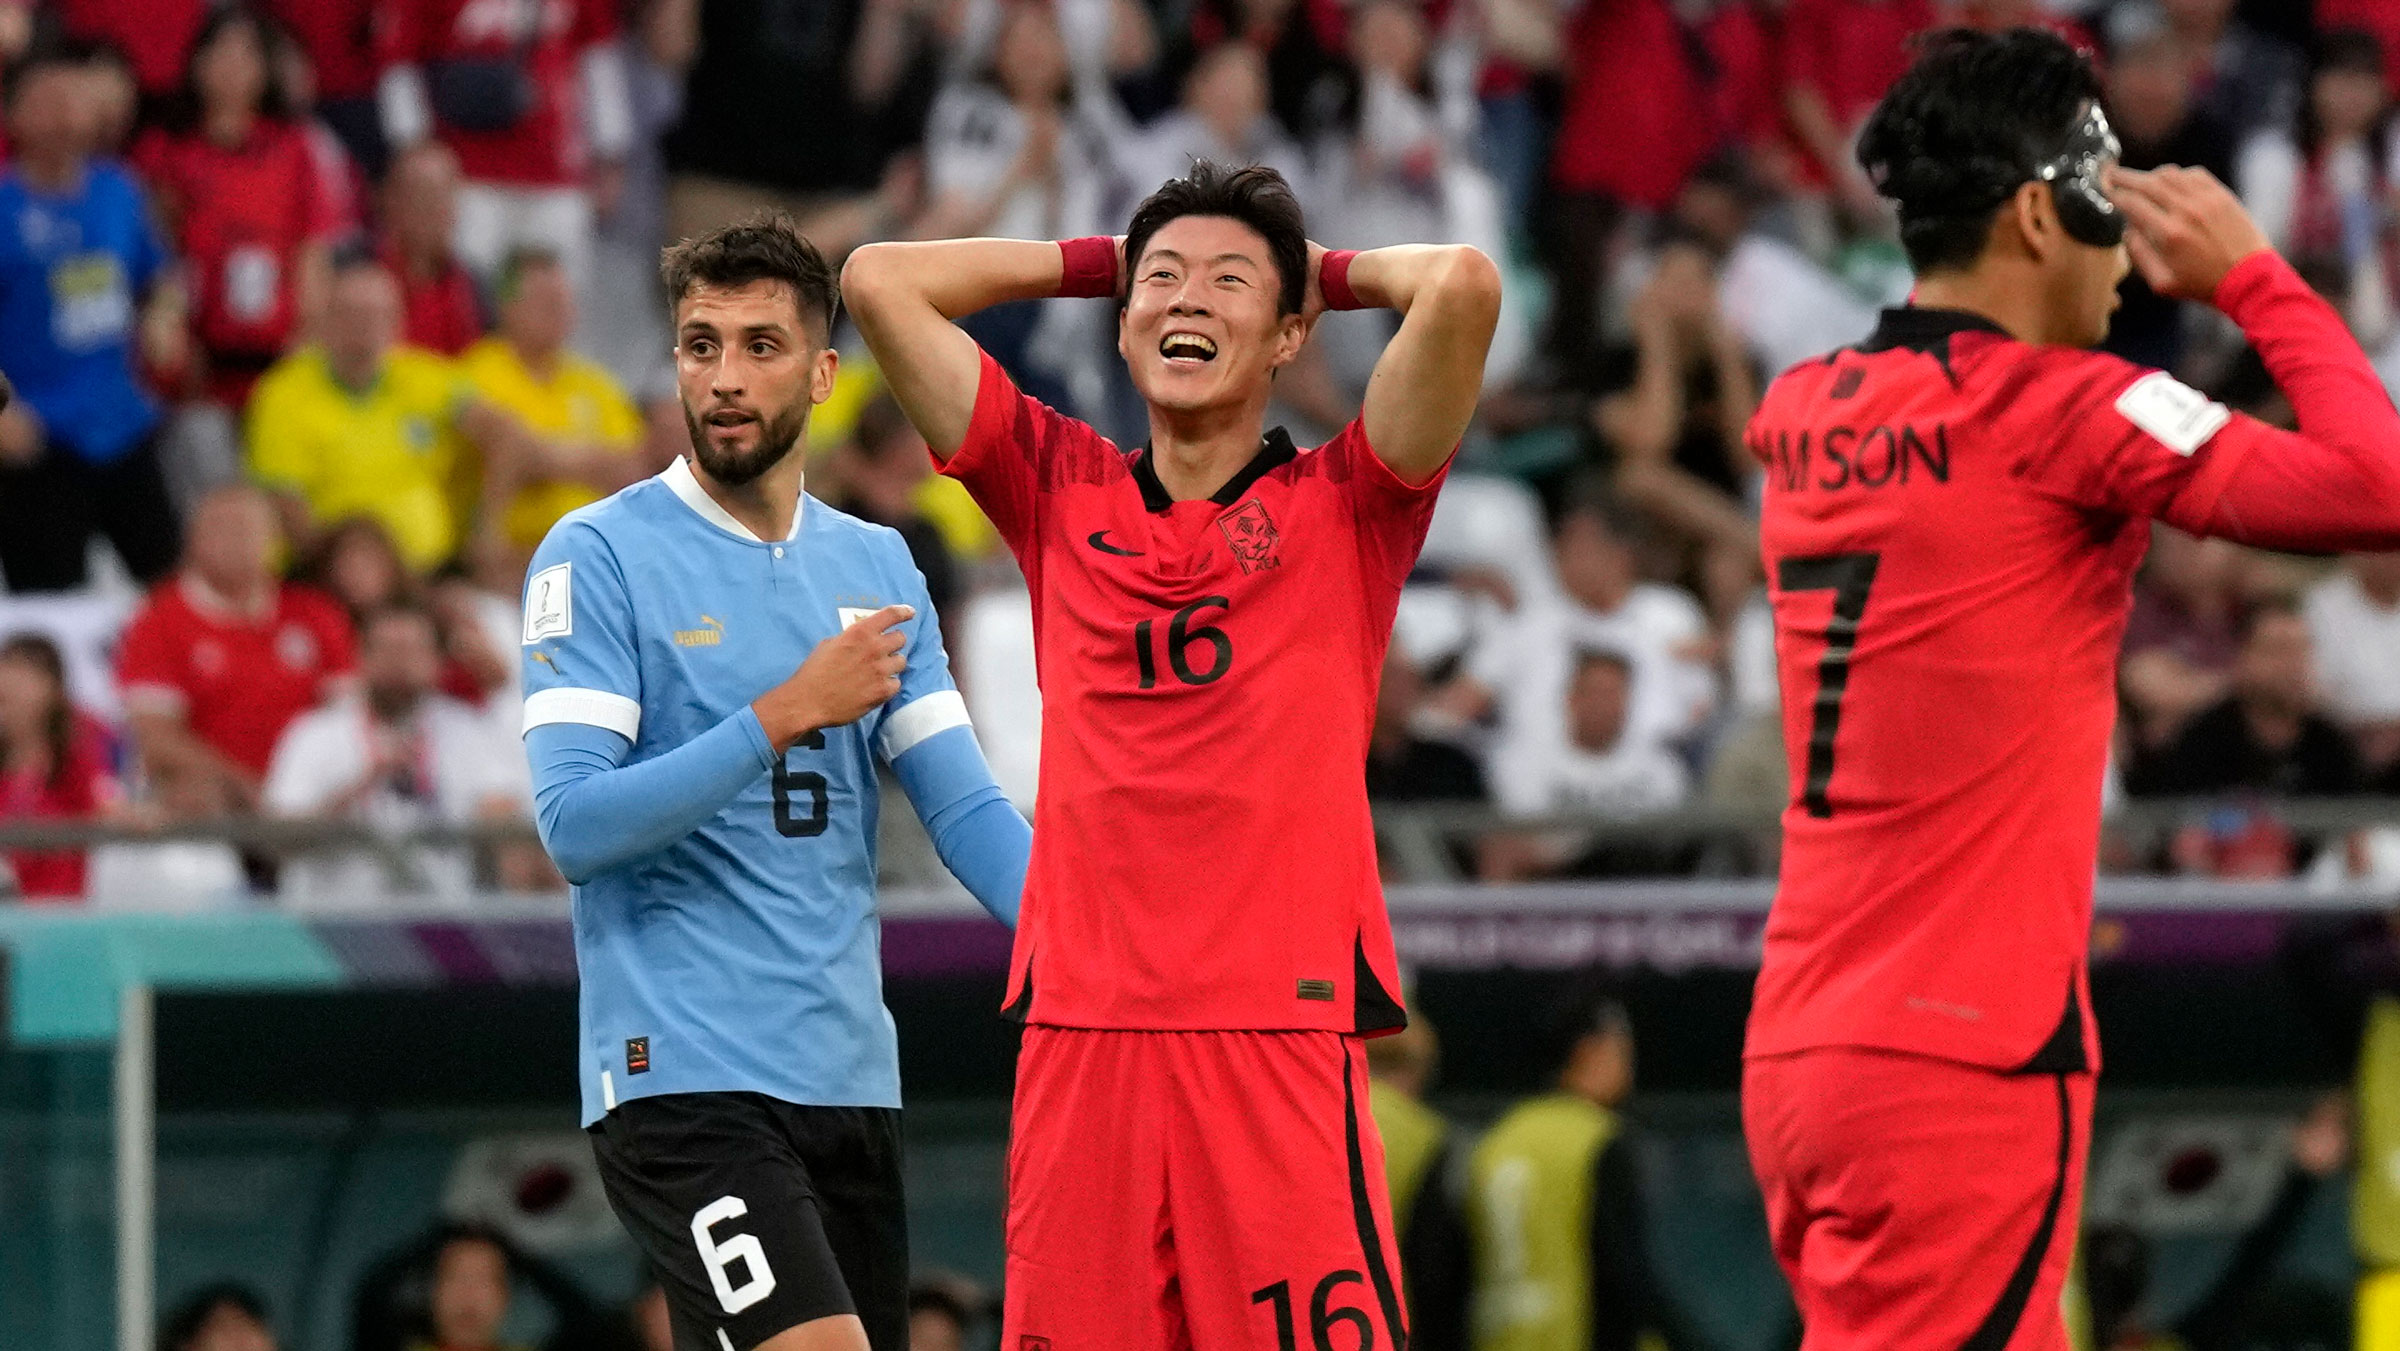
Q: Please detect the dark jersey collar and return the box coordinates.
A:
[1129,427,1299,513]
[1859,306,2010,355]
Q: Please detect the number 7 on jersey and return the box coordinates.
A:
[1777,551,1881,819]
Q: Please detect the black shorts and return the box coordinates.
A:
[589,1092,908,1351]
[0,430,180,592]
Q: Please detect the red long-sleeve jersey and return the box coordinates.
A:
[1745,250,2400,1073]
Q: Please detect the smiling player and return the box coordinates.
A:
[844,162,1501,1347]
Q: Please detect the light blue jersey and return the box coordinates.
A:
[521,458,1023,1125]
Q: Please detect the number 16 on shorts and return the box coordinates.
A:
[693,1196,778,1314]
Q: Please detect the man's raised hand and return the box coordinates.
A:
[754,604,915,750]
[2105,164,2273,303]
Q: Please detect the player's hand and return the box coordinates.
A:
[755,604,915,749]
[2104,164,2273,303]
[0,402,39,465]
[1301,240,1329,327]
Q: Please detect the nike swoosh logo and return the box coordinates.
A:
[1087,530,1144,557]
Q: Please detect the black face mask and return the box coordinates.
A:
[2037,102,2125,248]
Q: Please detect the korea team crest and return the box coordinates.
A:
[1219,498,1282,573]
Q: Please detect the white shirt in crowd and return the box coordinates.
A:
[262,693,529,907]
[1493,732,1691,821]
[2305,567,2400,725]
[1471,586,1719,756]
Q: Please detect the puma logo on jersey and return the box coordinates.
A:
[1087,530,1143,557]
[1220,499,1282,572]
[674,616,724,647]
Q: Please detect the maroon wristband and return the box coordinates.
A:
[1057,236,1120,299]
[1318,249,1366,311]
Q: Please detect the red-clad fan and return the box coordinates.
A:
[134,7,345,408]
[847,162,1501,1350]
[373,0,631,292]
[376,140,488,355]
[118,484,355,816]
[0,634,119,901]
[264,0,382,171]
[55,0,207,100]
[1742,29,2400,1349]
[1779,0,1937,205]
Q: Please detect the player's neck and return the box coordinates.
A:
[1910,267,2065,347]
[1146,401,1270,503]
[693,454,805,542]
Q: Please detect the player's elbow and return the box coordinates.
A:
[1432,246,1504,331]
[531,791,606,886]
[840,244,909,321]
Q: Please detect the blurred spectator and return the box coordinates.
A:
[1479,646,1691,881]
[134,7,344,410]
[1176,0,1352,149]
[83,752,248,910]
[82,35,141,158]
[1365,1009,1470,1351]
[662,0,935,262]
[0,632,119,901]
[917,0,1109,413]
[459,246,644,558]
[381,141,490,356]
[116,484,355,816]
[2307,552,2400,772]
[262,602,529,906]
[1779,0,1938,219]
[1095,43,1308,214]
[2165,0,2304,135]
[375,0,633,299]
[159,1283,278,1351]
[265,0,384,177]
[2238,29,2397,358]
[958,582,1041,809]
[1316,0,1493,254]
[1672,155,1877,381]
[303,516,418,626]
[2121,526,2255,750]
[2126,601,2363,800]
[55,0,207,109]
[355,1225,612,1351]
[1595,240,1760,624]
[1536,0,1729,377]
[2104,4,2240,372]
[0,40,189,592]
[246,248,521,571]
[1465,981,1705,1350]
[1366,643,1486,804]
[908,1284,974,1351]
[827,392,962,631]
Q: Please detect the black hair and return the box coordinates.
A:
[661,213,840,345]
[496,245,564,304]
[329,236,388,276]
[1123,160,1310,316]
[2298,28,2392,164]
[2235,593,2306,646]
[5,38,93,112]
[0,631,75,792]
[1570,645,1634,678]
[160,1284,270,1351]
[907,1284,975,1330]
[1855,28,2105,274]
[849,391,918,461]
[1539,972,1632,1073]
[163,5,295,134]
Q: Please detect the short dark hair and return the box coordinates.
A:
[168,6,296,132]
[908,1284,974,1331]
[1855,28,2104,274]
[661,213,839,343]
[495,245,563,303]
[1123,161,1310,315]
[849,391,917,461]
[160,1284,269,1351]
[1540,973,1632,1073]
[5,39,93,111]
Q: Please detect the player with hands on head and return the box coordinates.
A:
[519,214,1029,1351]
[844,162,1501,1349]
[1740,27,2400,1351]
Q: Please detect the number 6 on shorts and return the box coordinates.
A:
[691,1195,779,1314]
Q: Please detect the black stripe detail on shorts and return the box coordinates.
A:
[1343,1042,1409,1351]
[1958,1074,2073,1351]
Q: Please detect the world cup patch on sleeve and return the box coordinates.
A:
[2112,371,2230,456]
[524,562,573,644]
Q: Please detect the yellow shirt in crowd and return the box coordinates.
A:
[456,336,642,550]
[245,345,469,571]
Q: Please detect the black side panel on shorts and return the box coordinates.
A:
[1343,1043,1411,1351]
[1957,1075,2073,1351]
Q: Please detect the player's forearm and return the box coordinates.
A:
[894,726,1028,927]
[2198,252,2400,549]
[844,238,1079,324]
[526,713,776,884]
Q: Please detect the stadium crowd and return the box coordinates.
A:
[3,0,2400,901]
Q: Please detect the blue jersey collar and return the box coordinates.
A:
[662,457,805,542]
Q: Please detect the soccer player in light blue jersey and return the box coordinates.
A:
[518,216,1028,1351]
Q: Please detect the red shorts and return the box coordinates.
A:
[1743,1049,2095,1351]
[1002,1027,1407,1351]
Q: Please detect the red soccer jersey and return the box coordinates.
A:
[116,578,357,778]
[133,122,342,380]
[375,0,617,187]
[1744,306,2274,1073]
[942,352,1445,1033]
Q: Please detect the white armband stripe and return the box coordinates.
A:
[878,690,971,761]
[524,687,642,740]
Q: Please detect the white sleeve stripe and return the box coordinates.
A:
[523,687,642,740]
[878,689,971,761]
